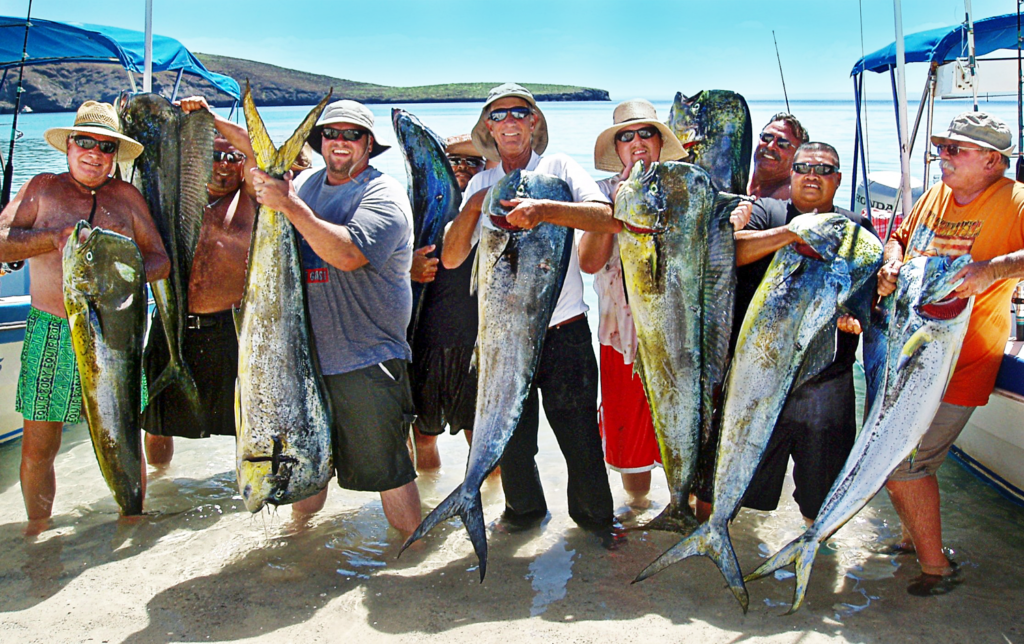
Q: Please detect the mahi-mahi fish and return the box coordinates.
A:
[614,160,736,533]
[234,84,334,512]
[63,220,147,515]
[634,212,883,612]
[401,169,574,579]
[120,93,215,413]
[744,254,973,613]
[391,108,462,338]
[666,90,752,195]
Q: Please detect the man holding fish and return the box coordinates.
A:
[878,112,1024,591]
[0,101,169,534]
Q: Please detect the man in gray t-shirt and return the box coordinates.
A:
[251,99,421,534]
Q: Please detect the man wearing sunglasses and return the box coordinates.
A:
[877,112,1024,592]
[0,100,170,534]
[747,113,809,200]
[694,142,877,526]
[442,83,620,533]
[251,99,421,534]
[142,96,260,467]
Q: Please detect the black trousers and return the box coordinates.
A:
[499,317,614,528]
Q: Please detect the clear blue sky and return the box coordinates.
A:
[8,0,1020,100]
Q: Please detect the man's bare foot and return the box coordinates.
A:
[23,517,51,537]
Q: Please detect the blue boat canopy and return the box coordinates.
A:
[852,13,1022,76]
[0,16,239,99]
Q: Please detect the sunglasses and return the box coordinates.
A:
[213,150,246,164]
[615,126,659,143]
[448,155,483,168]
[488,106,533,122]
[72,135,117,155]
[792,162,839,176]
[935,143,986,157]
[759,131,794,150]
[322,128,368,142]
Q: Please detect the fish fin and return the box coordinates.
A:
[233,376,242,441]
[793,323,837,391]
[401,484,489,580]
[231,304,242,339]
[634,520,749,613]
[274,90,333,176]
[470,244,479,296]
[702,191,738,442]
[862,298,891,413]
[636,503,698,535]
[242,82,276,173]
[631,351,645,382]
[897,327,934,372]
[743,532,819,614]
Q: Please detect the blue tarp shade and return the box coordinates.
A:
[852,13,1022,76]
[0,16,239,99]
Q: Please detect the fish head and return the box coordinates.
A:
[63,221,143,299]
[615,161,669,235]
[119,93,174,140]
[914,254,974,320]
[666,90,705,153]
[482,169,522,232]
[786,212,850,263]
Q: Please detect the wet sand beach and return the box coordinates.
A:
[1,415,1022,644]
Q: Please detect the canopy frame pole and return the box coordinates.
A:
[853,72,874,223]
[965,1,979,111]
[2,0,34,208]
[170,68,184,102]
[923,63,939,190]
[892,0,914,229]
[1017,0,1023,180]
[143,0,153,93]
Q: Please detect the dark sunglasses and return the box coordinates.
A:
[72,135,117,155]
[322,128,368,142]
[615,126,659,143]
[759,131,794,150]
[213,150,246,164]
[792,162,839,176]
[488,106,533,122]
[935,143,986,157]
[448,155,483,168]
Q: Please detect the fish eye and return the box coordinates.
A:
[85,251,93,262]
[649,184,658,193]
[692,103,700,111]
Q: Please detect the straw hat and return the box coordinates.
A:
[593,99,686,172]
[931,111,1015,157]
[308,99,390,157]
[471,83,549,163]
[44,100,143,163]
[445,134,484,158]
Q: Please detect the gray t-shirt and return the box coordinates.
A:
[297,166,414,375]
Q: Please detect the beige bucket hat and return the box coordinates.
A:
[593,99,687,172]
[44,100,144,163]
[471,83,549,163]
[931,111,1015,157]
[444,134,484,158]
[308,99,390,157]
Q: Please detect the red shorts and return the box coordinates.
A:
[598,344,662,472]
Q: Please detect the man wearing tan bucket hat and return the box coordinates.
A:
[0,100,169,534]
[442,83,619,532]
[878,111,1024,592]
[579,99,685,509]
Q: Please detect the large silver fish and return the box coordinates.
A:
[744,254,973,613]
[120,93,215,413]
[234,85,334,512]
[615,161,735,533]
[401,169,574,579]
[666,90,752,194]
[63,220,147,515]
[634,211,883,612]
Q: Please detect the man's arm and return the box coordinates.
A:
[502,198,619,233]
[176,96,258,199]
[0,177,76,261]
[124,185,170,282]
[734,227,800,267]
[442,189,486,269]
[579,232,615,274]
[952,249,1024,298]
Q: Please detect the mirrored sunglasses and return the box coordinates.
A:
[72,135,117,155]
[448,155,483,168]
[615,126,659,143]
[213,150,246,164]
[934,143,986,157]
[488,106,533,122]
[759,131,794,149]
[792,162,839,176]
[322,128,368,142]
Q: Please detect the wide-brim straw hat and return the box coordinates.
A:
[44,100,143,163]
[931,111,1015,157]
[308,99,390,158]
[593,99,687,172]
[471,83,549,163]
[445,134,484,159]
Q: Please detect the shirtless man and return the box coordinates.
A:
[747,112,809,200]
[0,101,169,534]
[142,95,257,463]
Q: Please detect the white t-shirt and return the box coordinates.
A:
[462,151,612,326]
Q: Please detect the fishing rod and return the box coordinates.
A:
[2,0,33,209]
[772,30,790,113]
[1017,0,1023,181]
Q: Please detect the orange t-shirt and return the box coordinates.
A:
[892,177,1024,406]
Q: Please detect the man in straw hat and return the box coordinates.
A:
[251,99,421,533]
[0,100,169,534]
[442,83,619,532]
[578,99,686,509]
[409,134,487,470]
[878,112,1024,593]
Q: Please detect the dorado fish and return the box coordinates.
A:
[615,160,735,533]
[234,85,334,512]
[120,93,215,413]
[63,221,147,515]
[666,90,752,194]
[744,254,973,613]
[634,212,883,612]
[401,169,574,579]
[391,108,462,337]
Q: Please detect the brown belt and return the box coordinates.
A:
[549,312,586,329]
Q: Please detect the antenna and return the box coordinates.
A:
[772,30,791,113]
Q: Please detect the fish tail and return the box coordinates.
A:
[744,533,819,614]
[634,520,749,613]
[400,484,489,580]
[147,359,200,413]
[242,81,333,176]
[635,502,699,535]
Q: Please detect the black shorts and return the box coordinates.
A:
[326,358,417,492]
[697,370,856,519]
[142,310,237,439]
[410,344,477,436]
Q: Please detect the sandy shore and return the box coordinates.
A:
[0,419,1022,644]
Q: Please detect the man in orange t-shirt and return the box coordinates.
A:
[877,112,1024,590]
